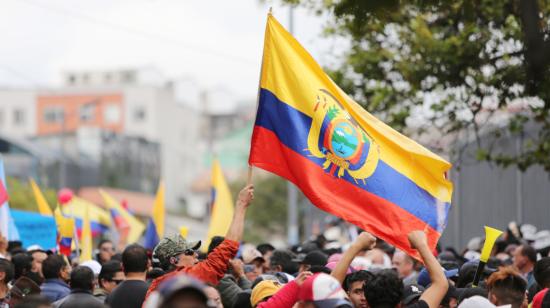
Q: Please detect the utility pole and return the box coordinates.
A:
[287,5,300,247]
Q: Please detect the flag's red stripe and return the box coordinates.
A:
[250,125,441,258]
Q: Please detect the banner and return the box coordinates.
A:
[11,210,56,250]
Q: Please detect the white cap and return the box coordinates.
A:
[81,260,102,276]
[458,296,511,308]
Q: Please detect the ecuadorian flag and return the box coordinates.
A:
[249,14,453,257]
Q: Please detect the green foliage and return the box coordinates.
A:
[6,177,57,212]
[284,0,550,171]
[230,175,288,244]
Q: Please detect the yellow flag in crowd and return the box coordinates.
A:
[100,190,145,243]
[80,204,92,262]
[203,159,234,252]
[29,178,53,216]
[144,181,165,249]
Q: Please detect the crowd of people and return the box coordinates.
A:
[0,185,549,308]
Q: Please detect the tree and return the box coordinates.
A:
[6,177,57,212]
[230,175,291,243]
[285,0,550,171]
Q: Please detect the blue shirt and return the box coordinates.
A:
[41,279,70,302]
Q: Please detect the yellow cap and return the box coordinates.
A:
[250,280,282,307]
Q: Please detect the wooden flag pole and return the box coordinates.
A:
[247,165,253,185]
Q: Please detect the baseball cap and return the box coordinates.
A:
[153,234,201,264]
[402,284,425,305]
[143,274,210,308]
[250,280,282,306]
[417,268,458,287]
[458,295,497,308]
[298,273,353,308]
[81,260,102,276]
[293,251,328,267]
[242,245,265,264]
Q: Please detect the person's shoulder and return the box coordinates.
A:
[405,300,429,308]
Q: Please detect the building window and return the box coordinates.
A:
[43,107,64,123]
[79,103,96,122]
[13,109,25,125]
[104,104,120,124]
[133,106,146,122]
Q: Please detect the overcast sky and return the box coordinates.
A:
[0,0,343,107]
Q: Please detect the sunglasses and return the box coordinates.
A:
[110,279,124,285]
[183,249,197,256]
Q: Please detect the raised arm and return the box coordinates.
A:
[408,231,448,308]
[225,184,254,242]
[331,231,376,284]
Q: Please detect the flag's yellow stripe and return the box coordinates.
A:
[260,15,452,202]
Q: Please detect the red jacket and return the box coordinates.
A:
[257,280,300,308]
[145,239,239,300]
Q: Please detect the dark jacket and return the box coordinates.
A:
[217,274,252,308]
[53,289,104,308]
[41,279,70,302]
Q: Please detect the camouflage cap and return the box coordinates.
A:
[153,234,201,264]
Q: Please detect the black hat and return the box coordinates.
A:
[402,284,425,305]
[293,251,328,266]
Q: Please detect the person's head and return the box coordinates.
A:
[269,250,297,274]
[204,286,223,308]
[97,240,115,264]
[8,277,41,305]
[344,270,374,308]
[242,245,266,281]
[392,250,415,279]
[257,243,275,269]
[512,244,536,273]
[70,266,95,291]
[98,260,124,293]
[297,251,328,273]
[153,235,201,271]
[0,258,15,285]
[533,257,550,288]
[29,250,47,277]
[145,275,210,308]
[42,255,70,282]
[122,244,148,275]
[297,273,352,308]
[364,269,403,308]
[11,253,33,280]
[250,280,282,307]
[486,267,527,308]
[12,294,52,308]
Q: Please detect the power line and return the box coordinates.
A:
[16,0,257,66]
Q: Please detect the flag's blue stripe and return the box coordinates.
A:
[254,88,450,232]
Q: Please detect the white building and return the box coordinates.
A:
[0,88,36,138]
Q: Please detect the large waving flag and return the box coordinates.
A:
[144,181,165,249]
[249,14,453,257]
[0,159,19,241]
[100,190,145,244]
[30,178,54,216]
[203,159,234,252]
